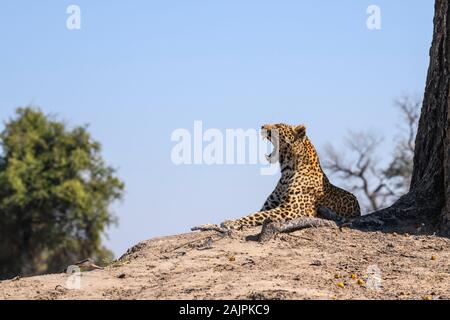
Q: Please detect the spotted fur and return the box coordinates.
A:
[221,123,361,229]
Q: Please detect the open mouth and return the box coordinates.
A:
[261,129,278,162]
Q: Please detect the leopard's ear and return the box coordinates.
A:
[294,125,306,139]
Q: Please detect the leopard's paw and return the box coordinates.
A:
[191,223,224,233]
[220,220,240,230]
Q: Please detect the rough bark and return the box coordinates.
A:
[355,0,450,235]
[412,0,450,234]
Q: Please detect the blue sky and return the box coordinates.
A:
[0,1,434,256]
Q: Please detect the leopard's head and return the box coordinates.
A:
[261,123,307,167]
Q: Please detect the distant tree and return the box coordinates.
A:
[383,95,421,195]
[322,96,420,213]
[0,107,124,279]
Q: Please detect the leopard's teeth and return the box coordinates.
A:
[265,152,275,162]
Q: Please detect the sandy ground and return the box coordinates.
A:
[0,226,449,300]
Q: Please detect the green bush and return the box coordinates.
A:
[0,107,124,279]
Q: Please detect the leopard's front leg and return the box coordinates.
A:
[221,206,296,230]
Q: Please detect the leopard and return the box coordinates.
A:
[221,123,361,229]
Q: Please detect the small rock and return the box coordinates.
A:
[241,258,255,267]
[311,260,322,266]
[117,273,126,279]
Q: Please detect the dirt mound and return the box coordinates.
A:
[1,226,449,300]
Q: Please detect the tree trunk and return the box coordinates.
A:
[354,0,450,235]
[412,0,450,234]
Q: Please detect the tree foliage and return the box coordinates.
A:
[0,107,124,279]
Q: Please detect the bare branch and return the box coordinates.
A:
[322,94,421,213]
[323,131,387,212]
